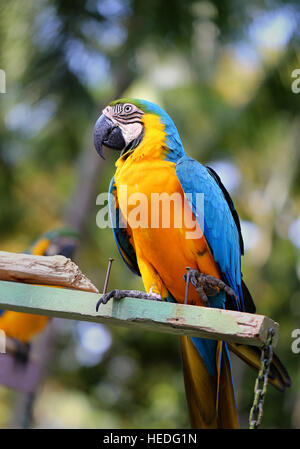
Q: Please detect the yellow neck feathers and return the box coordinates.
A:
[116,113,167,169]
[31,237,50,256]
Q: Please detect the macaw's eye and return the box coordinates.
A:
[124,104,132,113]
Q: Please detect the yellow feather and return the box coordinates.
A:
[181,336,238,429]
[0,236,52,343]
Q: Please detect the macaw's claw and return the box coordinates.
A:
[183,269,238,304]
[96,289,162,311]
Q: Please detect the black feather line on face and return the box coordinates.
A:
[114,118,143,125]
[120,128,145,159]
[120,111,143,118]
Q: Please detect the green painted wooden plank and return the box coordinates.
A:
[0,280,279,347]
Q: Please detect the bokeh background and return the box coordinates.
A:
[0,0,299,429]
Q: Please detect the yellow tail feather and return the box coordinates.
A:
[228,343,291,392]
[180,336,238,429]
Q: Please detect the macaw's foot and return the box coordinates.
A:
[183,269,238,304]
[96,289,162,311]
[11,339,31,365]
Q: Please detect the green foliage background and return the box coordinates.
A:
[0,0,299,429]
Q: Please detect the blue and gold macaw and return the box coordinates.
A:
[93,99,291,428]
[0,229,78,351]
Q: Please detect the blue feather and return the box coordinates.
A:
[175,156,244,312]
[191,292,227,376]
[191,337,218,376]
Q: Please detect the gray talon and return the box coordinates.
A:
[184,269,238,304]
[96,289,162,311]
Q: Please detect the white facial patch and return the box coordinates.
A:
[118,122,143,146]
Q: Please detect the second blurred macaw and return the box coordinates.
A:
[93,98,291,428]
[0,229,78,348]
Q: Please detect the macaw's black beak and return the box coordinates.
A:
[93,114,126,159]
[58,243,77,259]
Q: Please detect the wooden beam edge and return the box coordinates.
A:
[0,251,99,293]
[0,281,279,347]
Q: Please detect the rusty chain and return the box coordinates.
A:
[249,327,274,429]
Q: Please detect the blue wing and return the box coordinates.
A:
[108,177,140,276]
[175,156,244,311]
